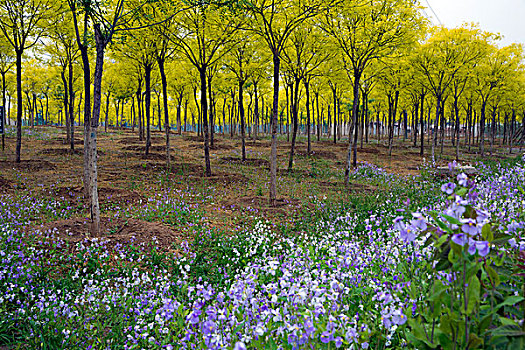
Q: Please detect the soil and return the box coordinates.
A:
[35,217,183,255]
[0,176,13,193]
[220,157,270,167]
[51,186,143,208]
[0,159,55,171]
[1,126,519,251]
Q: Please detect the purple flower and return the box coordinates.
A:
[476,241,490,257]
[304,319,315,337]
[461,219,479,236]
[335,336,343,348]
[452,233,468,246]
[468,238,477,255]
[202,320,216,335]
[187,310,201,325]
[393,216,405,231]
[446,203,466,219]
[476,209,489,223]
[345,328,357,342]
[457,173,468,187]
[410,212,427,230]
[400,225,417,243]
[441,182,456,195]
[320,331,334,343]
[448,161,457,171]
[234,342,246,350]
[392,310,407,325]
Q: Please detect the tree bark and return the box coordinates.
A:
[270,53,280,205]
[15,50,22,163]
[68,61,75,151]
[145,63,152,155]
[158,58,170,170]
[287,77,300,172]
[239,80,246,161]
[305,79,311,155]
[199,67,212,176]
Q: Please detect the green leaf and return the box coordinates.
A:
[492,234,512,246]
[436,331,452,349]
[478,313,494,334]
[466,275,480,315]
[491,325,525,337]
[485,265,500,287]
[435,245,452,271]
[499,316,520,326]
[408,318,428,341]
[434,217,453,234]
[495,295,524,311]
[442,214,461,225]
[481,224,493,241]
[467,333,483,349]
[456,187,468,196]
[509,335,525,349]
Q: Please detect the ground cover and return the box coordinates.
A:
[0,126,524,349]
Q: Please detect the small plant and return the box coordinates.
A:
[395,164,525,349]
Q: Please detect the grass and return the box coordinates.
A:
[0,126,524,349]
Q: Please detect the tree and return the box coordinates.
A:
[0,0,54,162]
[413,26,489,162]
[323,0,424,185]
[244,0,337,205]
[473,43,523,156]
[168,2,242,176]
[224,33,266,161]
[46,8,81,150]
[282,23,331,168]
[0,32,14,149]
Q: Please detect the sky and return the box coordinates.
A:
[423,0,525,46]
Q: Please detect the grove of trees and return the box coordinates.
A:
[1,0,524,234]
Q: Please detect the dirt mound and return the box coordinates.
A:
[118,137,142,145]
[35,217,183,253]
[124,145,171,152]
[294,150,338,160]
[196,173,249,185]
[221,196,305,216]
[0,160,55,171]
[318,181,377,194]
[39,148,83,156]
[52,186,142,208]
[220,157,270,167]
[183,135,204,142]
[0,176,13,193]
[187,143,235,151]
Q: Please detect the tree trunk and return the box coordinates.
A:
[61,70,70,144]
[388,91,399,156]
[239,80,246,161]
[145,63,152,155]
[158,58,170,170]
[432,94,441,162]
[270,53,280,205]
[346,75,360,186]
[177,92,183,135]
[287,78,300,172]
[15,50,22,163]
[104,93,110,133]
[199,67,212,176]
[68,61,75,151]
[480,99,487,156]
[305,79,311,154]
[87,24,107,236]
[253,82,259,143]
